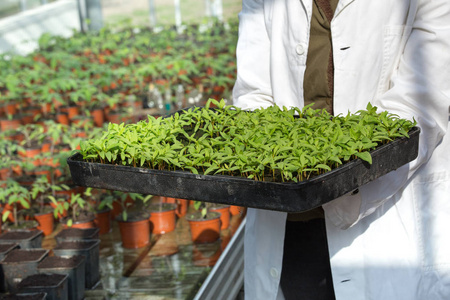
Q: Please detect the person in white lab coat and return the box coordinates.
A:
[232,0,450,299]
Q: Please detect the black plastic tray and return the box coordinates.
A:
[67,127,420,213]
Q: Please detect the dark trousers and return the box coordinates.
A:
[280,218,336,300]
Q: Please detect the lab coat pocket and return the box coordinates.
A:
[413,171,450,270]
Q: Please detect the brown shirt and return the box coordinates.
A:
[288,0,338,222]
[303,0,338,115]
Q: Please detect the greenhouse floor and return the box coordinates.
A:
[41,202,246,300]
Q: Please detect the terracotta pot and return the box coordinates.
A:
[148,203,177,235]
[116,213,150,249]
[90,109,104,127]
[1,203,14,223]
[20,113,34,125]
[60,105,79,120]
[18,147,41,166]
[61,212,96,229]
[34,211,55,236]
[94,208,111,235]
[4,102,18,115]
[56,112,70,125]
[229,205,244,216]
[210,205,230,230]
[162,197,189,217]
[52,98,63,110]
[107,113,129,124]
[187,212,221,244]
[0,117,22,131]
[0,168,10,180]
[33,169,51,182]
[41,141,52,153]
[24,106,42,119]
[41,102,53,115]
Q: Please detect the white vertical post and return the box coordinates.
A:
[148,0,157,27]
[215,0,223,22]
[174,0,182,31]
[85,0,103,31]
[204,0,211,18]
[20,0,27,11]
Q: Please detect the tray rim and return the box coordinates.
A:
[68,126,420,187]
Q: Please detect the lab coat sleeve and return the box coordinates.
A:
[324,0,450,229]
[232,0,274,110]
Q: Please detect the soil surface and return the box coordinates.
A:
[115,211,150,222]
[0,230,40,240]
[18,273,66,287]
[56,228,99,240]
[53,240,98,250]
[0,243,18,254]
[38,255,84,269]
[2,249,48,263]
[148,203,177,213]
[186,211,220,221]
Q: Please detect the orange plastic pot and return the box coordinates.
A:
[56,112,70,125]
[4,102,18,115]
[91,109,104,127]
[94,209,111,235]
[107,113,129,124]
[117,213,150,249]
[187,212,221,244]
[148,203,176,234]
[20,114,34,124]
[0,168,10,180]
[163,197,189,217]
[18,147,41,167]
[61,106,79,120]
[62,218,96,229]
[0,118,22,131]
[41,102,53,115]
[24,106,41,119]
[33,169,51,182]
[50,201,67,219]
[230,205,244,216]
[34,211,55,236]
[210,206,230,230]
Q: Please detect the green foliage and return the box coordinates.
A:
[0,179,31,226]
[79,100,416,183]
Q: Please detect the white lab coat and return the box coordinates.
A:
[232,0,450,299]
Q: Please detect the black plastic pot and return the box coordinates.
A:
[0,243,19,293]
[17,273,68,300]
[38,255,85,300]
[0,292,47,299]
[54,227,100,244]
[0,230,43,249]
[52,239,100,289]
[68,127,420,213]
[0,249,49,293]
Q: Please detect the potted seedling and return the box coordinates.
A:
[27,176,69,236]
[54,188,95,229]
[186,201,221,243]
[0,179,38,231]
[147,199,177,235]
[17,124,45,165]
[115,192,153,249]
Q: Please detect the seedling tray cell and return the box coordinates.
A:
[67,127,420,213]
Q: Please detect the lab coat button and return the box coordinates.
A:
[296,44,305,55]
[270,267,279,278]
